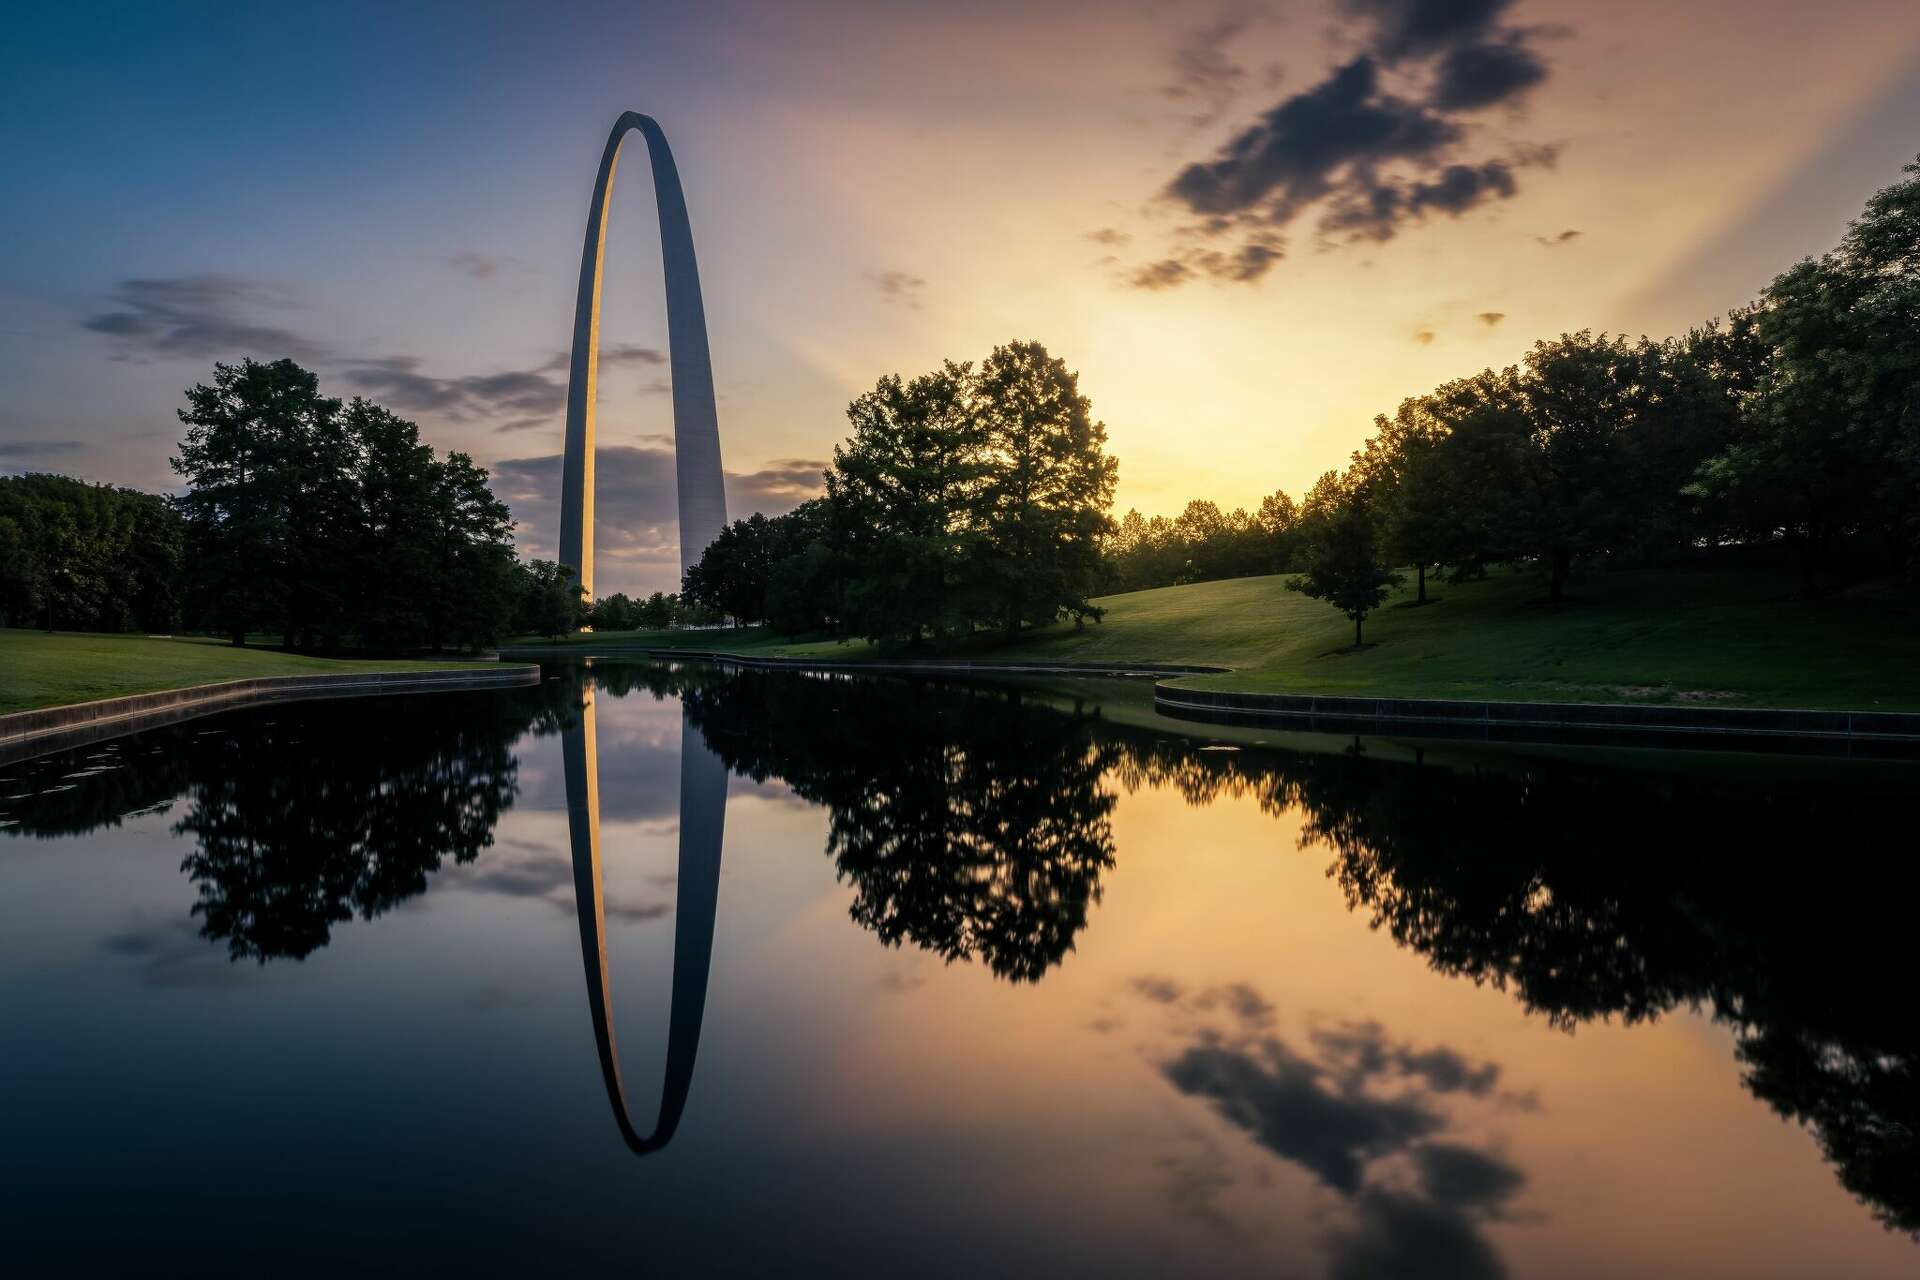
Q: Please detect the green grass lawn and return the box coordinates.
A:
[0,631,482,715]
[521,565,1920,710]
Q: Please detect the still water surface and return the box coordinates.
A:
[1,660,1915,1276]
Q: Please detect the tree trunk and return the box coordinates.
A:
[1416,562,1427,604]
[1354,614,1363,647]
[1549,548,1569,605]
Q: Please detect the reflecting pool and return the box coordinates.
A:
[2,659,1915,1276]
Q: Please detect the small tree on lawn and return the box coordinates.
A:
[1288,471,1402,647]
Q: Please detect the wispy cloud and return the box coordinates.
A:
[1160,3,1269,128]
[438,250,518,280]
[870,269,928,309]
[82,275,327,363]
[0,439,83,465]
[493,443,826,591]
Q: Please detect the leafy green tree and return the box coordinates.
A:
[590,592,640,631]
[637,591,677,629]
[826,362,984,644]
[972,340,1117,635]
[1256,488,1300,572]
[1288,471,1403,646]
[427,451,517,650]
[762,497,842,636]
[1688,160,1920,588]
[1350,397,1456,603]
[343,399,436,651]
[172,359,342,645]
[0,473,183,632]
[682,512,780,624]
[514,559,585,639]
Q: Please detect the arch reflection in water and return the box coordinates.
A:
[562,686,727,1155]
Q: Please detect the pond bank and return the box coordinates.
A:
[506,644,1920,757]
[498,643,1227,680]
[0,665,541,765]
[1154,687,1920,755]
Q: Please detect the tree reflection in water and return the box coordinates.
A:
[0,682,565,959]
[0,661,1912,1232]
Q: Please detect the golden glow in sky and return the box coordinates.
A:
[9,0,1920,594]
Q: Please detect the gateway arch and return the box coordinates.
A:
[560,112,728,596]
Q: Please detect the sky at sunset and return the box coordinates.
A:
[7,0,1920,596]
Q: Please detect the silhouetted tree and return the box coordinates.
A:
[825,362,984,644]
[516,559,585,639]
[1289,471,1402,644]
[973,340,1118,636]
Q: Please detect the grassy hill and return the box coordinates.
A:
[538,566,1920,711]
[0,631,479,715]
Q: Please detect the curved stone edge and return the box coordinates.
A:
[1153,686,1920,753]
[0,665,542,767]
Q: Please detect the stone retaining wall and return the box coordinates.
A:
[0,665,541,766]
[1153,686,1920,755]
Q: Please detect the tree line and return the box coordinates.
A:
[5,358,584,650]
[0,473,183,631]
[679,339,1117,644]
[1261,157,1920,643]
[1103,492,1300,592]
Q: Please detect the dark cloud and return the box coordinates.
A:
[1476,311,1506,327]
[1133,974,1186,1003]
[1139,0,1559,286]
[337,356,567,423]
[441,250,515,280]
[495,445,675,576]
[1129,258,1195,290]
[1407,159,1517,215]
[341,345,666,434]
[1164,1038,1444,1193]
[1413,328,1436,345]
[82,274,327,363]
[494,444,825,592]
[871,270,927,309]
[533,343,666,374]
[1329,1189,1510,1280]
[451,845,670,922]
[1167,58,1459,220]
[605,899,671,923]
[0,440,83,462]
[1341,0,1512,62]
[1084,227,1132,247]
[1311,1020,1503,1097]
[1431,37,1549,111]
[460,852,572,900]
[729,457,827,512]
[1162,4,1265,127]
[1193,981,1277,1028]
[1414,1142,1527,1213]
[1537,228,1581,246]
[1144,988,1529,1275]
[604,343,668,368]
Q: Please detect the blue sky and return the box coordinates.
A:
[7,1,1920,593]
